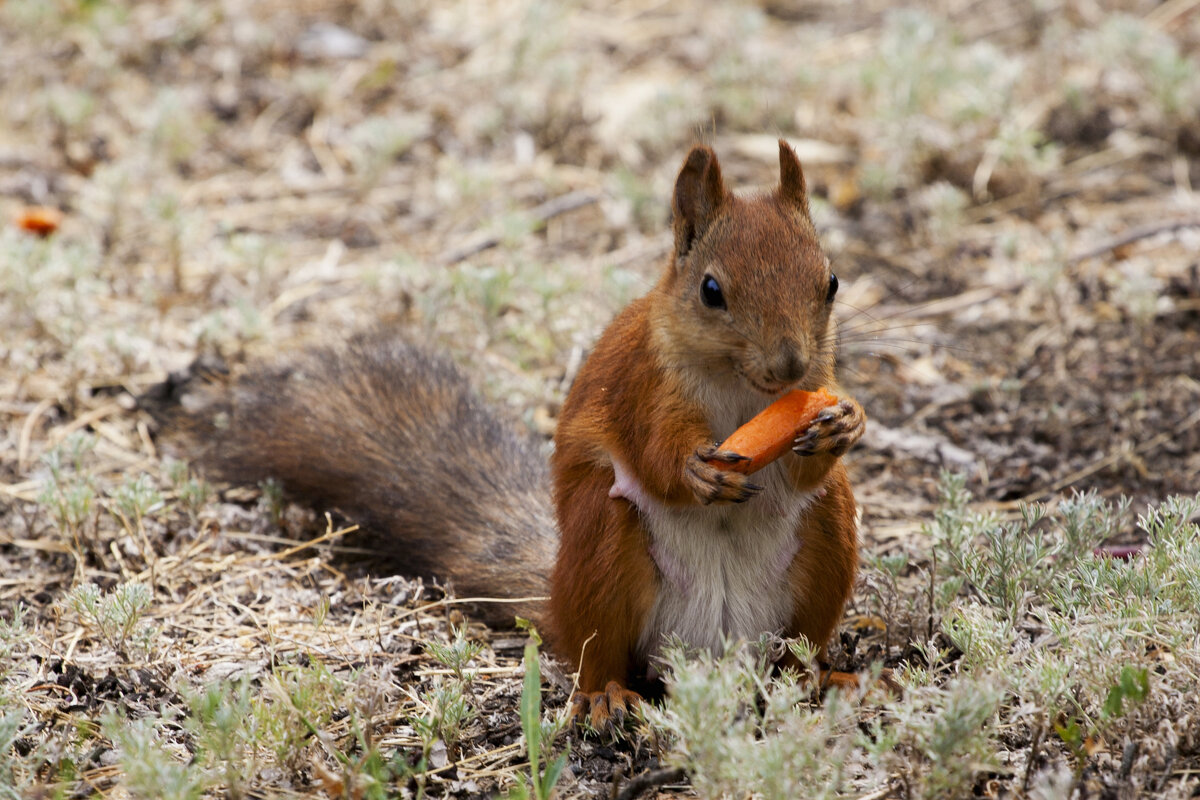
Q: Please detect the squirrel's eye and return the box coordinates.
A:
[826,273,839,304]
[700,275,726,309]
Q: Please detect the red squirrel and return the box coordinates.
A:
[151,140,863,731]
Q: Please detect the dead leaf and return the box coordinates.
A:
[14,206,63,236]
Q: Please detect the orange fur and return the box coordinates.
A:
[786,462,858,648]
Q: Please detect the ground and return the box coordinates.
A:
[1,0,1199,798]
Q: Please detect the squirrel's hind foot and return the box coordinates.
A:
[570,681,643,738]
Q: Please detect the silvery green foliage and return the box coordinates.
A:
[651,484,1200,798]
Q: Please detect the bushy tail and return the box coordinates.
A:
[145,335,557,628]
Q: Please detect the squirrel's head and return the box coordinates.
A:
[655,139,838,396]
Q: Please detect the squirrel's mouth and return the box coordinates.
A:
[753,380,795,396]
[735,366,796,397]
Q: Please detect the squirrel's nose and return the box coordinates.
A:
[769,350,808,386]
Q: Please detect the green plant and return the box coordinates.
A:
[643,482,1200,796]
[38,434,98,545]
[0,710,33,800]
[408,679,475,766]
[401,676,478,800]
[503,624,568,800]
[257,478,286,527]
[425,626,484,685]
[863,549,910,652]
[646,637,868,799]
[348,114,428,193]
[891,677,1004,799]
[331,666,400,800]
[166,460,211,523]
[146,89,207,169]
[108,473,165,536]
[64,581,157,660]
[1055,666,1150,778]
[38,474,96,542]
[453,263,515,322]
[1089,15,1200,120]
[920,181,969,239]
[47,85,97,135]
[333,720,397,800]
[612,165,660,233]
[103,712,205,800]
[181,666,400,799]
[928,475,1126,622]
[183,679,257,800]
[257,661,342,774]
[0,605,27,672]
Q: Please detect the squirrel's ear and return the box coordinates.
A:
[672,145,728,259]
[777,139,811,220]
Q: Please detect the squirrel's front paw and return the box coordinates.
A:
[792,398,866,458]
[685,445,761,504]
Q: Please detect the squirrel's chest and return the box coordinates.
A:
[633,463,815,661]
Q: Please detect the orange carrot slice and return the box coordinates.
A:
[14,206,64,237]
[715,387,839,474]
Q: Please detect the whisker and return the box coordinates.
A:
[837,321,942,339]
[840,340,923,351]
[834,364,869,383]
[836,305,951,335]
[837,319,939,337]
[841,339,976,355]
[834,290,971,335]
[833,301,896,327]
[832,275,928,323]
[838,332,956,347]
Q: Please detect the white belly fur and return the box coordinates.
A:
[617,378,820,664]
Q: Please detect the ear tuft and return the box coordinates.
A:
[778,139,811,219]
[672,145,729,259]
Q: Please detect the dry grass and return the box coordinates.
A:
[2,0,1200,797]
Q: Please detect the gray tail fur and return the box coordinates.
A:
[144,335,557,628]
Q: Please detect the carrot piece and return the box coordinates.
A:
[14,206,64,237]
[714,387,839,474]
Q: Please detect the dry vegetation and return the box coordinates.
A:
[2,0,1200,797]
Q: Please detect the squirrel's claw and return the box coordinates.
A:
[571,681,642,738]
[696,444,750,465]
[686,446,761,504]
[816,668,904,699]
[793,398,866,458]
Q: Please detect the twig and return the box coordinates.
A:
[1022,720,1044,794]
[1146,0,1200,29]
[18,398,55,472]
[1068,218,1200,264]
[439,190,601,265]
[47,401,124,447]
[0,536,71,553]
[613,766,687,800]
[0,480,41,501]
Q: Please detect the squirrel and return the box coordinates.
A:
[149,140,864,731]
